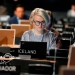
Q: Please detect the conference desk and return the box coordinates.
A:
[0,45,68,74]
[0,57,55,73]
[0,44,55,63]
[0,57,68,74]
[1,44,20,48]
[0,57,55,63]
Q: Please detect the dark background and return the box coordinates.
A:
[0,0,75,20]
[0,0,75,12]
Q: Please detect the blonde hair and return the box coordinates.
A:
[29,8,50,26]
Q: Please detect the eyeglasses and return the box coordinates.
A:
[33,20,45,26]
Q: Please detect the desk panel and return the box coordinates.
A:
[10,59,54,73]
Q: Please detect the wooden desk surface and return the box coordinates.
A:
[20,58,56,63]
[1,44,19,48]
[0,57,55,63]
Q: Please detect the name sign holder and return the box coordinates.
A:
[10,48,37,59]
[0,65,20,75]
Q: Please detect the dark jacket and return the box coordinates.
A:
[8,15,29,24]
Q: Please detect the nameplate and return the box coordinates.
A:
[10,48,46,59]
[0,65,20,72]
[10,48,37,55]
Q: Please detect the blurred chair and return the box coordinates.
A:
[61,32,74,49]
[49,49,68,60]
[62,32,74,39]
[20,24,34,29]
[61,39,72,49]
[59,66,75,75]
[67,45,75,68]
[68,17,75,28]
[11,24,31,44]
[53,24,63,34]
[48,49,68,75]
[0,29,15,45]
[68,17,75,23]
[0,15,10,29]
[63,28,74,33]
[60,18,68,24]
[20,20,30,24]
[20,20,33,29]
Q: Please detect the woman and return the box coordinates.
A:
[21,8,57,54]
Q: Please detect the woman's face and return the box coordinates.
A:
[33,15,46,32]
